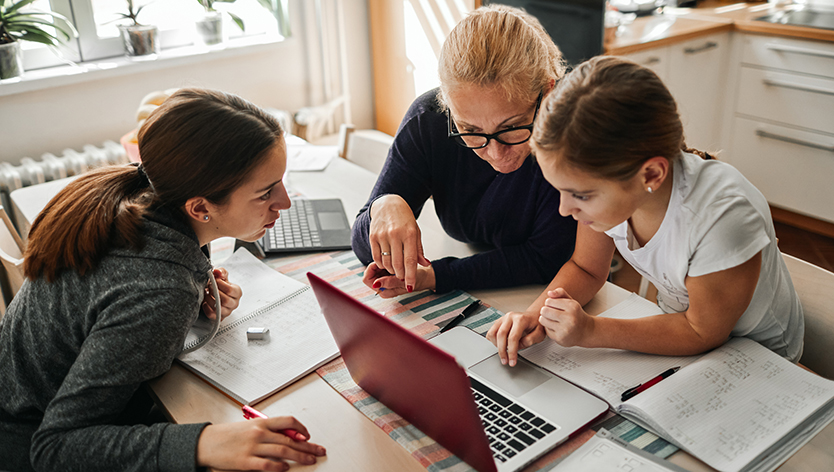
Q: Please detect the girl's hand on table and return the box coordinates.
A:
[368,195,431,292]
[197,416,326,472]
[539,288,595,348]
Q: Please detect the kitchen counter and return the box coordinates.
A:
[606,1,834,55]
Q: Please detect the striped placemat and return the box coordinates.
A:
[268,251,677,471]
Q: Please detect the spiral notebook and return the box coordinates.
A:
[178,248,339,405]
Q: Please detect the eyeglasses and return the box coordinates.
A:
[447,92,543,150]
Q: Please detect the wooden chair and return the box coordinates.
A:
[783,253,834,379]
[337,124,394,175]
[0,205,25,318]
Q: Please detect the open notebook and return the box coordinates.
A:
[178,248,339,405]
[521,294,834,472]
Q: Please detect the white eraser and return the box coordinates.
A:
[246,327,269,340]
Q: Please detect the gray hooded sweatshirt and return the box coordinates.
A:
[0,206,212,472]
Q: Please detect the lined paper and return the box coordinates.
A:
[520,294,698,408]
[621,338,834,472]
[178,249,339,405]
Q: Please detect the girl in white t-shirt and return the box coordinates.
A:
[487,56,804,363]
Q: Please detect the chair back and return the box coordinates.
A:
[784,253,834,379]
[338,124,394,175]
[0,205,25,314]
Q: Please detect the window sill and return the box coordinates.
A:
[0,33,286,98]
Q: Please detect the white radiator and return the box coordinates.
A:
[0,141,128,230]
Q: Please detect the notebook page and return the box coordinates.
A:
[216,248,307,323]
[184,248,308,349]
[179,288,339,405]
[520,294,698,408]
[620,337,834,472]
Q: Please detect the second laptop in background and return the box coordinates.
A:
[260,198,352,253]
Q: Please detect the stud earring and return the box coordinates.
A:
[203,215,210,221]
[647,187,653,194]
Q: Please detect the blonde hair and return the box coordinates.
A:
[533,56,707,180]
[438,5,565,107]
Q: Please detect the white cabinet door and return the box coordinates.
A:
[622,47,670,83]
[667,33,731,153]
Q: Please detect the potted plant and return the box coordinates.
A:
[0,0,77,79]
[195,0,241,47]
[114,1,158,58]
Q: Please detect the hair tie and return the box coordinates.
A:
[133,162,156,194]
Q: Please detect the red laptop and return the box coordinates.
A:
[307,273,608,472]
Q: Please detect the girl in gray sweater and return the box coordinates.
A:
[0,89,326,472]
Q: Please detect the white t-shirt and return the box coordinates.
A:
[605,153,804,362]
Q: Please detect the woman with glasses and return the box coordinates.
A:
[352,5,583,298]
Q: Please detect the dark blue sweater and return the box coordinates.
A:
[352,89,577,293]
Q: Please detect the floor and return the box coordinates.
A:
[610,222,834,297]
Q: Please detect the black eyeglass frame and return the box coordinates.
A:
[447,92,543,150]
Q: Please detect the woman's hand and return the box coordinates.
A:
[363,262,435,298]
[202,268,242,321]
[196,416,326,472]
[368,195,431,292]
[486,311,546,367]
[538,288,595,348]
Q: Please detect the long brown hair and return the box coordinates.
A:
[532,56,705,180]
[25,88,284,281]
[437,4,565,107]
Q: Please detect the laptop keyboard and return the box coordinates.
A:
[470,377,558,463]
[262,199,322,250]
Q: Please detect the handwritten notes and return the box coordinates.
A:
[620,338,834,472]
[178,249,339,405]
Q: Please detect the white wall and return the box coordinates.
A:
[0,0,374,165]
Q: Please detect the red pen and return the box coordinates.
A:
[621,366,680,402]
[242,405,308,441]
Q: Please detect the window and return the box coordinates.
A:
[21,0,289,70]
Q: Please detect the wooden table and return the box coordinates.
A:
[12,157,833,471]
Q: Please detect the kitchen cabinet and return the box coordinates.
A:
[725,34,834,224]
[623,32,730,152]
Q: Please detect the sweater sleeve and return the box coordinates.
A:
[432,180,577,293]
[351,101,434,265]
[30,288,208,472]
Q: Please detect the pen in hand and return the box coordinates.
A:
[439,300,482,333]
[621,366,680,402]
[242,405,308,441]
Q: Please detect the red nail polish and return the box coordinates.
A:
[407,285,413,293]
[372,281,381,289]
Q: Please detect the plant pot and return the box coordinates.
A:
[119,24,160,58]
[0,41,23,80]
[195,11,225,47]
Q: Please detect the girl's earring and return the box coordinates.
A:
[204,215,210,221]
[647,187,653,194]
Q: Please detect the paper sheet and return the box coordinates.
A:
[520,294,699,408]
[178,248,339,404]
[287,144,336,171]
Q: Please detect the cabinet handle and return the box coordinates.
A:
[684,42,718,54]
[642,57,661,65]
[755,129,834,152]
[763,78,834,96]
[765,43,834,59]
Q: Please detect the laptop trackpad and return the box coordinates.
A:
[470,355,550,398]
[319,212,347,230]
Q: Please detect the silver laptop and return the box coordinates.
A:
[307,272,609,472]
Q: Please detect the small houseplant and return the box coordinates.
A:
[194,0,285,47]
[113,1,158,58]
[194,0,244,47]
[0,0,77,79]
